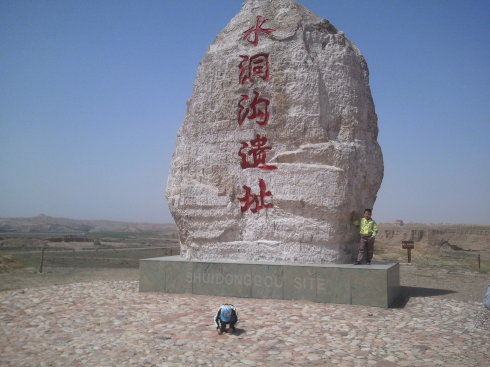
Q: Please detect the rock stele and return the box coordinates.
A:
[166,0,384,264]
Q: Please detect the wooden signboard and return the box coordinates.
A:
[401,241,414,262]
[402,241,414,249]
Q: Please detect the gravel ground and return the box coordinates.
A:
[1,281,489,367]
[1,263,489,367]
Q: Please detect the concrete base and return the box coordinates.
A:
[139,256,400,308]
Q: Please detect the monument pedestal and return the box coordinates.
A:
[139,256,400,308]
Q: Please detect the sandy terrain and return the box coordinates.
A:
[1,261,488,307]
[1,232,489,305]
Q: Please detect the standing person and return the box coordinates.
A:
[352,209,378,265]
[214,304,238,335]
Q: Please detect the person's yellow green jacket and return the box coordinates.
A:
[353,217,378,238]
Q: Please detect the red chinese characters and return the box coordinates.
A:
[243,16,275,47]
[239,53,270,85]
[236,16,277,214]
[238,179,273,213]
[238,134,277,171]
[238,90,270,127]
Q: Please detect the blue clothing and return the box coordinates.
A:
[214,304,238,330]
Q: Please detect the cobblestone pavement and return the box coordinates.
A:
[1,281,489,367]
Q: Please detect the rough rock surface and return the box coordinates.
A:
[166,0,383,263]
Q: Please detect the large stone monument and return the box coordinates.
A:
[142,1,397,307]
[165,0,383,264]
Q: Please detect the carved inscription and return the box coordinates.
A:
[185,272,327,291]
[238,53,270,85]
[242,15,275,46]
[238,90,270,127]
[236,16,276,213]
[238,134,277,171]
[238,178,273,213]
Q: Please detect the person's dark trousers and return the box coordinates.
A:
[219,313,237,332]
[357,236,374,263]
[219,320,236,332]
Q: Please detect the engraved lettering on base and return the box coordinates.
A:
[317,277,326,292]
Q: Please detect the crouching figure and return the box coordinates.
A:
[214,304,238,335]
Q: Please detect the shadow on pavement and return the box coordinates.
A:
[231,328,246,336]
[391,286,457,308]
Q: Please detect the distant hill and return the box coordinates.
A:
[0,214,176,234]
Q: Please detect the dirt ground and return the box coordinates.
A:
[1,262,488,306]
[1,235,489,304]
[0,267,140,292]
[397,263,488,303]
[2,227,488,304]
[377,239,490,305]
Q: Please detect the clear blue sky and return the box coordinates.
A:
[1,0,489,224]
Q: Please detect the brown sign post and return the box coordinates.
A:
[401,241,414,263]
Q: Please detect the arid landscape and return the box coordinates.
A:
[1,215,489,366]
[0,215,179,291]
[1,215,489,304]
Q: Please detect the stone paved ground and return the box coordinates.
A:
[1,281,489,367]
